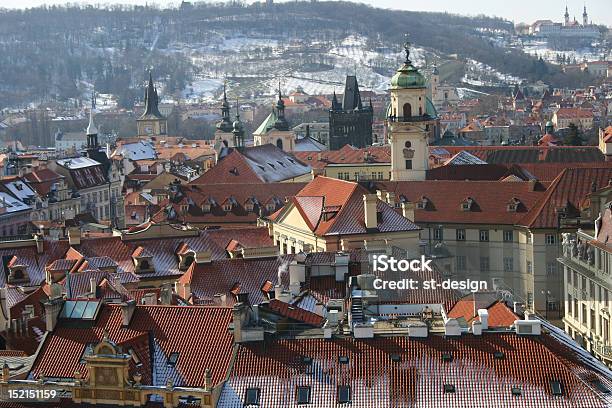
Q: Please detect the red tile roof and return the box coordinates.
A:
[447,294,518,327]
[520,167,612,229]
[264,299,324,327]
[294,144,391,169]
[375,180,547,225]
[220,334,612,407]
[276,176,419,236]
[555,107,593,119]
[30,304,234,387]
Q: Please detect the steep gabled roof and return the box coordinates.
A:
[520,167,612,229]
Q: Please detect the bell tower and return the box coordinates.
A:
[388,40,436,181]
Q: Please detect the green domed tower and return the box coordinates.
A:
[387,40,438,182]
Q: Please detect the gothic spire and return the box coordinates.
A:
[86,91,98,137]
[141,70,164,119]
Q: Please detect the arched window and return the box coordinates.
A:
[276,139,283,150]
[184,255,194,268]
[140,260,150,270]
[403,103,412,118]
[419,106,423,116]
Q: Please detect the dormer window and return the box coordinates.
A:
[180,204,189,213]
[266,203,276,212]
[223,203,232,212]
[461,197,474,211]
[417,196,429,210]
[245,202,254,212]
[202,203,211,213]
[507,197,521,212]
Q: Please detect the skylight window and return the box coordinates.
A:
[338,356,349,364]
[590,379,611,394]
[337,385,351,404]
[296,386,311,404]
[245,388,260,405]
[300,356,312,365]
[551,380,563,396]
[390,354,401,362]
[444,384,456,393]
[167,352,179,367]
[511,386,522,396]
[493,351,505,359]
[441,353,453,362]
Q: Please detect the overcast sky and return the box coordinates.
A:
[1,0,611,26]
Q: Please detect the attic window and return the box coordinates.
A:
[245,388,260,405]
[338,356,349,364]
[507,198,521,212]
[257,165,266,172]
[444,384,456,393]
[417,196,428,209]
[277,160,285,167]
[461,197,474,211]
[590,379,611,394]
[551,380,563,396]
[511,386,522,396]
[493,351,505,360]
[202,204,211,213]
[337,385,351,404]
[300,356,313,365]
[287,158,295,164]
[223,203,233,212]
[441,353,453,362]
[390,354,401,362]
[296,386,311,404]
[267,162,276,170]
[167,352,179,367]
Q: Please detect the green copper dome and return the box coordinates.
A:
[390,42,426,89]
[391,63,426,89]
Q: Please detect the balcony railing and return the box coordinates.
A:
[387,115,432,123]
[593,341,612,360]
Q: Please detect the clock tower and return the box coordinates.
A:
[388,41,437,181]
[136,71,167,137]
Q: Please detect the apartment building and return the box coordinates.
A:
[559,205,612,367]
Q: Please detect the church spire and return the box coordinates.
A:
[232,98,244,149]
[273,80,289,131]
[141,70,164,119]
[86,91,98,149]
[217,81,233,132]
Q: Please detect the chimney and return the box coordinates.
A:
[121,300,136,326]
[363,194,378,229]
[0,287,7,331]
[385,192,395,208]
[334,252,349,282]
[177,281,192,302]
[513,302,524,315]
[274,285,283,300]
[143,293,157,305]
[288,261,306,284]
[204,368,212,391]
[401,202,415,221]
[34,234,44,254]
[68,228,81,246]
[44,297,65,332]
[289,282,301,296]
[232,302,249,343]
[213,293,227,306]
[477,309,489,330]
[89,277,97,297]
[472,320,482,335]
[160,283,172,305]
[444,318,461,336]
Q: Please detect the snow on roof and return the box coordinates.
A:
[444,150,488,166]
[0,192,30,213]
[115,140,156,161]
[56,156,102,169]
[4,180,36,201]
